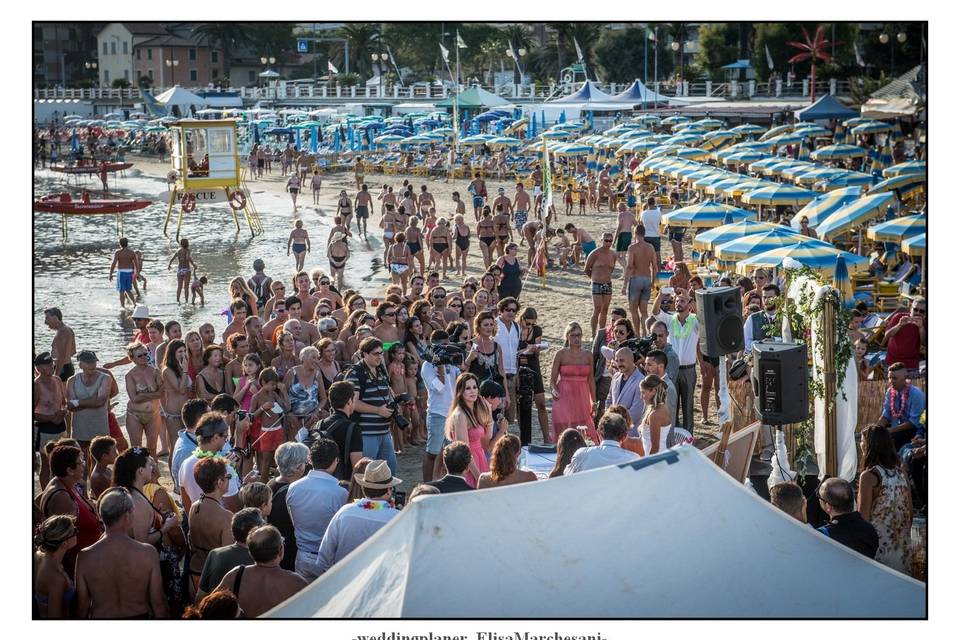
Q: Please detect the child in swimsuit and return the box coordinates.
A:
[191,276,207,305]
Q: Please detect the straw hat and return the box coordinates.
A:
[331,231,346,243]
[355,460,402,489]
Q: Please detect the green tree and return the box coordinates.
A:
[111,78,131,89]
[382,23,447,75]
[190,23,253,79]
[247,23,296,63]
[550,23,604,78]
[695,23,739,81]
[137,75,153,89]
[501,24,534,84]
[753,23,858,83]
[595,27,647,83]
[338,23,381,78]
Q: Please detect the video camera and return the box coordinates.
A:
[424,343,466,367]
[619,335,656,362]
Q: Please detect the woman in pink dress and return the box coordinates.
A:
[444,372,493,488]
[549,322,597,444]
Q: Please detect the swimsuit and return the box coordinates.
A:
[177,267,190,277]
[455,228,470,251]
[355,205,369,218]
[480,236,496,247]
[592,282,613,296]
[582,240,597,257]
[292,243,307,253]
[432,241,449,253]
[514,210,528,230]
[407,241,422,255]
[197,370,225,396]
[616,232,632,252]
[117,268,134,292]
[628,276,652,302]
[329,254,347,269]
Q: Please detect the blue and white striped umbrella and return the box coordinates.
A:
[665,133,704,145]
[541,129,575,139]
[852,121,894,135]
[833,254,855,308]
[692,219,780,250]
[661,115,691,125]
[866,214,926,242]
[814,170,875,191]
[811,144,868,160]
[778,162,820,180]
[759,124,793,141]
[373,134,406,144]
[722,150,773,165]
[816,192,896,241]
[662,201,755,228]
[737,242,870,275]
[768,133,805,146]
[866,171,926,195]
[693,118,725,129]
[790,187,863,228]
[715,226,809,261]
[748,157,790,172]
[762,160,809,177]
[692,172,738,190]
[720,178,771,198]
[901,232,926,256]
[554,143,595,156]
[617,129,654,140]
[842,117,875,128]
[883,161,926,178]
[792,124,832,138]
[793,166,846,184]
[634,114,662,125]
[681,168,727,184]
[732,123,766,135]
[741,184,817,206]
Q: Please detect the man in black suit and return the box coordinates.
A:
[816,478,879,560]
[425,441,474,494]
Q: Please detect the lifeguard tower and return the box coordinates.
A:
[163,119,263,239]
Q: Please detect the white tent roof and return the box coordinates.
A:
[266,447,924,618]
[154,86,206,108]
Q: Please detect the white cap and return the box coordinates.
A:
[131,305,150,319]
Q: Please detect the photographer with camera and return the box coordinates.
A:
[517,307,550,445]
[420,330,464,482]
[307,381,364,481]
[345,337,400,475]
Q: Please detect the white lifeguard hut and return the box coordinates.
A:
[163,119,263,239]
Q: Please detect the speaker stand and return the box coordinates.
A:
[718,353,731,428]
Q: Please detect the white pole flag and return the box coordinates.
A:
[574,37,585,63]
[439,42,450,64]
[457,30,468,49]
[853,42,865,68]
[765,44,774,71]
[328,60,339,75]
[386,45,404,87]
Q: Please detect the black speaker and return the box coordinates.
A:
[695,286,744,357]
[751,341,809,425]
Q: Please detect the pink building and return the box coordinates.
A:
[134,32,223,88]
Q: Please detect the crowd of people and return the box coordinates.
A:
[33,114,926,617]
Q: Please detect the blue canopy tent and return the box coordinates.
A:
[551,81,616,103]
[795,95,858,122]
[609,79,682,107]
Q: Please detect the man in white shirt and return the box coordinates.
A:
[315,459,402,575]
[420,330,463,482]
[639,196,663,268]
[651,288,699,434]
[178,413,241,513]
[564,411,639,474]
[285,438,348,582]
[605,347,645,430]
[494,297,521,425]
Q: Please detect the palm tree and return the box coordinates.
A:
[190,23,253,81]
[501,24,534,84]
[338,23,381,78]
[787,24,841,103]
[550,23,603,80]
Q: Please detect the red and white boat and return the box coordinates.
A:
[48,161,133,175]
[34,192,151,215]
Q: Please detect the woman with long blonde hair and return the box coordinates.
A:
[444,372,493,487]
[639,374,671,455]
[229,276,259,319]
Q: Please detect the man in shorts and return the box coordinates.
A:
[354,183,372,239]
[584,233,618,336]
[108,237,138,308]
[512,183,532,239]
[613,202,636,268]
[33,352,67,484]
[45,307,77,381]
[468,173,487,219]
[622,223,659,336]
[640,196,664,268]
[564,223,596,265]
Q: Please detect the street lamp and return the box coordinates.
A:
[165,58,179,87]
[897,32,907,43]
[506,47,526,85]
[879,29,906,76]
[670,41,685,94]
[371,52,388,96]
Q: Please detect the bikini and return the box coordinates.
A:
[197,369,225,396]
[130,379,160,424]
[329,253,347,269]
[390,244,411,274]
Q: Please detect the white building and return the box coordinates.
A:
[96,23,168,87]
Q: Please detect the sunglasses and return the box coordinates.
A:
[450,303,463,308]
[320,280,330,285]
[505,308,518,313]
[603,238,613,243]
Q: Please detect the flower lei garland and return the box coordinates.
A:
[886,385,912,422]
[354,498,396,510]
[193,447,238,480]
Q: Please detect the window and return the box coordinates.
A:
[104,69,109,83]
[110,41,116,55]
[248,70,255,82]
[189,48,197,61]
[136,49,141,60]
[147,48,152,60]
[122,41,128,54]
[103,42,108,55]
[189,69,197,82]
[211,68,219,79]
[148,69,154,80]
[211,50,218,63]
[124,69,129,81]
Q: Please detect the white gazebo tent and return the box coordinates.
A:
[266,446,925,618]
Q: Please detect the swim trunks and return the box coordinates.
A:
[117,269,133,293]
[515,210,528,230]
[58,363,75,382]
[289,187,300,194]
[591,282,613,296]
[582,240,597,257]
[645,236,661,253]
[472,195,484,209]
[615,232,632,252]
[34,421,66,452]
[668,226,685,242]
[355,205,369,218]
[628,276,652,303]
[292,243,307,254]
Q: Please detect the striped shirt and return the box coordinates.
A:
[345,365,393,435]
